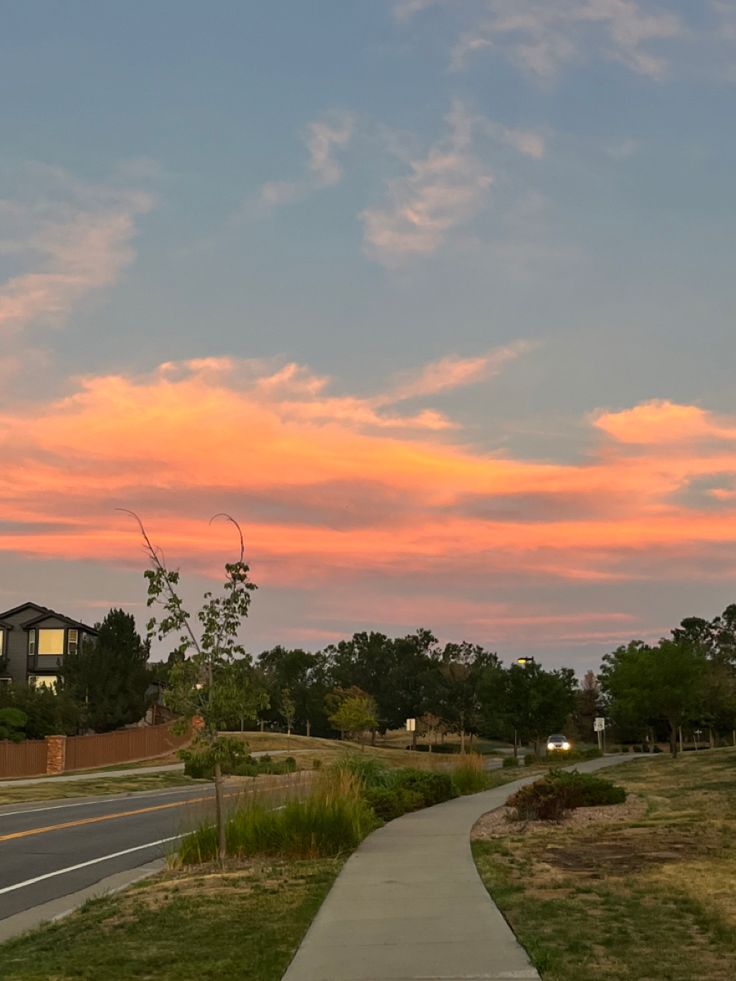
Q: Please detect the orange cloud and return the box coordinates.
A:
[1,355,735,655]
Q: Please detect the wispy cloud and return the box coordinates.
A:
[361,103,493,263]
[259,109,354,208]
[0,166,153,334]
[388,341,533,401]
[398,0,685,81]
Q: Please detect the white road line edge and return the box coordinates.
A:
[0,835,182,897]
[0,786,212,820]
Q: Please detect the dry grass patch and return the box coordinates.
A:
[472,751,736,981]
[0,771,202,805]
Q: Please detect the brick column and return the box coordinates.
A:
[45,734,67,775]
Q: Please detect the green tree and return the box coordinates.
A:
[0,707,28,742]
[125,510,257,865]
[600,638,705,756]
[280,688,296,735]
[328,693,378,748]
[502,662,577,756]
[63,608,150,732]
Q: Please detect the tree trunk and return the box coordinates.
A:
[259,719,265,732]
[669,721,678,757]
[306,719,311,738]
[214,760,227,867]
[287,722,292,735]
[708,726,714,749]
[678,725,683,755]
[460,728,466,754]
[371,728,376,746]
[513,729,518,759]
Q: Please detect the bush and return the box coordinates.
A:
[452,754,492,795]
[231,755,297,777]
[524,753,537,765]
[332,754,393,789]
[0,707,28,742]
[364,786,425,821]
[502,756,520,769]
[506,768,626,821]
[412,743,458,754]
[392,768,456,806]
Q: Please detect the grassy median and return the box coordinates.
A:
[0,858,341,981]
[0,771,203,806]
[473,749,736,981]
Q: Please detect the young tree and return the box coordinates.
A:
[64,608,150,732]
[328,693,378,748]
[124,510,257,865]
[280,688,296,735]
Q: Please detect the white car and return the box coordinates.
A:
[546,734,571,752]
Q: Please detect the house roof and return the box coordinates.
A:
[0,602,97,635]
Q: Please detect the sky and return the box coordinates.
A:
[1,1,735,671]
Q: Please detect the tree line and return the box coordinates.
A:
[3,603,736,759]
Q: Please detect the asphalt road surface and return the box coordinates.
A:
[0,783,223,925]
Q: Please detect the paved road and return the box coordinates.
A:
[0,782,221,929]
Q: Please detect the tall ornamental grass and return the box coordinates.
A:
[451,753,492,795]
[178,769,378,865]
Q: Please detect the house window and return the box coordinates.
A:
[28,675,57,690]
[28,631,36,656]
[68,629,79,655]
[38,629,65,656]
[0,630,3,655]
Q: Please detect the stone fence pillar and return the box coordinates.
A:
[45,734,67,775]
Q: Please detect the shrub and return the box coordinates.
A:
[392,768,456,806]
[524,753,537,765]
[180,736,250,778]
[506,768,625,821]
[502,756,520,769]
[0,707,28,742]
[364,786,424,821]
[452,754,492,795]
[231,755,297,777]
[331,753,393,789]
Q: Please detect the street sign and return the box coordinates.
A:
[406,718,416,732]
[594,717,606,732]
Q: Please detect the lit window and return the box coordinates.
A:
[0,631,3,655]
[38,629,65,656]
[28,632,36,656]
[68,629,79,654]
[28,675,57,689]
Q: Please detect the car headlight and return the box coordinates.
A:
[546,743,555,751]
[562,742,570,750]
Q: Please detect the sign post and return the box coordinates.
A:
[594,716,606,753]
[406,717,417,750]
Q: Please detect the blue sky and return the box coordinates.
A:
[1,1,735,669]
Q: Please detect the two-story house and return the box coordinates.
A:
[0,602,98,687]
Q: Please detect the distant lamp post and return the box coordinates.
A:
[694,728,703,751]
[516,657,535,668]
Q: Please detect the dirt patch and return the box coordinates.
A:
[471,793,647,841]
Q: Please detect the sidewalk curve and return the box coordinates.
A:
[284,755,634,981]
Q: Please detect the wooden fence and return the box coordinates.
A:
[65,723,191,772]
[0,739,47,779]
[0,721,192,780]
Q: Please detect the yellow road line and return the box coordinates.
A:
[0,794,216,843]
[0,783,301,844]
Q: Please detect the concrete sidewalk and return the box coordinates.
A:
[284,755,632,981]
[0,763,184,789]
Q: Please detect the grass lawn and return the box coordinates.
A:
[0,858,342,981]
[0,771,203,806]
[473,749,736,981]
